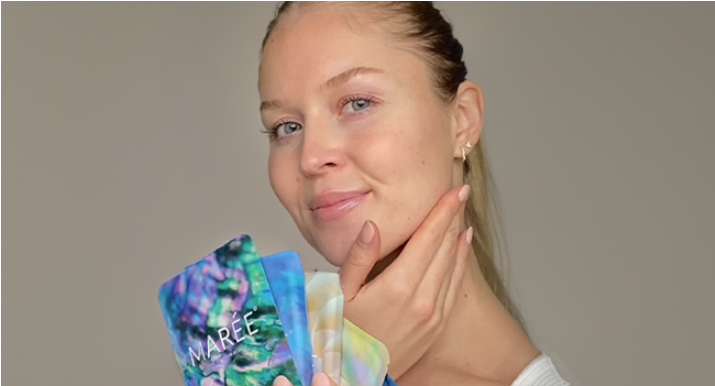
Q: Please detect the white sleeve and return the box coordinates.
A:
[510,353,570,386]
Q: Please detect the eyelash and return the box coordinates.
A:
[261,95,379,140]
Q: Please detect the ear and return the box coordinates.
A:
[450,80,484,161]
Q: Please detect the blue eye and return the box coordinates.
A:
[276,122,302,137]
[347,98,370,112]
[262,121,302,140]
[342,95,377,113]
[261,95,379,140]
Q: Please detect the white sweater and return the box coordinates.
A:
[511,353,570,386]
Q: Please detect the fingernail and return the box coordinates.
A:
[458,184,471,202]
[359,220,375,244]
[312,373,331,386]
[273,375,291,386]
[465,226,474,245]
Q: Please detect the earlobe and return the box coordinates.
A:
[452,81,484,159]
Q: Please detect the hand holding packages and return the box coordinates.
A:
[158,234,390,386]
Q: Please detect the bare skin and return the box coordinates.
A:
[260,5,540,386]
[395,252,541,386]
[276,249,540,386]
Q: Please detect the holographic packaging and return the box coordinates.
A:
[341,318,390,386]
[261,251,314,386]
[304,272,390,386]
[158,234,391,386]
[157,234,302,386]
[304,271,344,382]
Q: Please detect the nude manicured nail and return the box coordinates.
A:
[359,220,375,244]
[458,184,471,202]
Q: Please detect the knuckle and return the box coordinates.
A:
[348,252,370,268]
[447,223,461,240]
[348,247,372,267]
[412,298,436,321]
[427,312,443,332]
[443,231,458,253]
[422,229,441,247]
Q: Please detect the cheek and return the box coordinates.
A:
[356,119,421,174]
[363,115,449,184]
[351,117,452,260]
[268,153,299,213]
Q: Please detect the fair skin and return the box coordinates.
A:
[259,6,540,386]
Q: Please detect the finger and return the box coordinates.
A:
[417,197,466,304]
[432,225,466,315]
[273,375,293,386]
[339,220,381,301]
[442,226,473,316]
[312,373,338,386]
[383,184,470,289]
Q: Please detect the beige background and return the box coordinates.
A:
[3,2,714,385]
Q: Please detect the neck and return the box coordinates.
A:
[371,248,541,386]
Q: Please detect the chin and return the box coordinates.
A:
[315,230,410,270]
[306,220,366,267]
[311,237,352,268]
[305,212,418,268]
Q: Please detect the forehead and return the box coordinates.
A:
[258,7,429,99]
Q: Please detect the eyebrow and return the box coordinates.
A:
[260,66,385,112]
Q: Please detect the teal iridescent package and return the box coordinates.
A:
[157,234,302,386]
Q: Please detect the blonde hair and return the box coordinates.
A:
[260,1,528,334]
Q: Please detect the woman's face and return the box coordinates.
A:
[258,7,460,266]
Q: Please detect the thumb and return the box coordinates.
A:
[339,220,380,300]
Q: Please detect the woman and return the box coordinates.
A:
[258,2,569,386]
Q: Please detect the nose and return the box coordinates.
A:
[299,118,345,177]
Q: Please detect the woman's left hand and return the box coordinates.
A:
[272,373,337,386]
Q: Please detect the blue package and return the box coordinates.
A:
[261,251,314,386]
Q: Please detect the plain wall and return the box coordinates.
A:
[3,2,714,385]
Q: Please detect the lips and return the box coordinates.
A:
[309,190,370,211]
[309,190,370,222]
